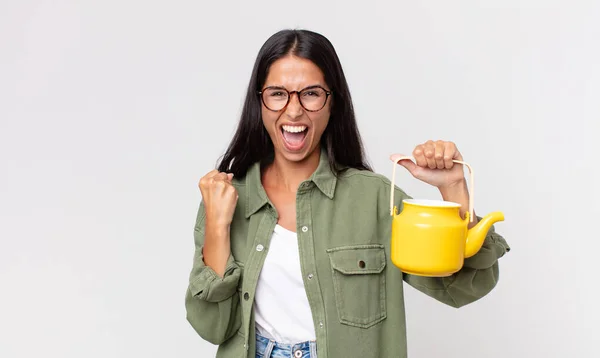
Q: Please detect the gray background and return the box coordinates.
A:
[1,0,597,357]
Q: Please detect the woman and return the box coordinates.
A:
[185,29,510,358]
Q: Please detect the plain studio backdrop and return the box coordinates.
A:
[1,0,597,357]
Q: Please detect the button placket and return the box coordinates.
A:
[241,213,277,349]
[296,182,328,354]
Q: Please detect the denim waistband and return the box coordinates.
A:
[255,331,317,358]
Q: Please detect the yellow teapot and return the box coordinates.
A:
[389,155,504,277]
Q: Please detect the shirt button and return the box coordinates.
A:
[319,322,324,328]
[301,226,308,233]
[308,273,314,280]
[256,244,264,251]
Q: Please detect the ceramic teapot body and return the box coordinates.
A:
[390,156,504,277]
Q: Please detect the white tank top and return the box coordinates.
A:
[253,224,316,344]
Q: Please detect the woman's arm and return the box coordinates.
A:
[392,140,510,306]
[185,201,242,344]
[402,220,510,308]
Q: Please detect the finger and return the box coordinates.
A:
[199,169,219,187]
[211,172,229,182]
[226,173,234,182]
[204,169,220,179]
[413,145,428,168]
[451,142,463,161]
[397,157,418,175]
[390,153,410,163]
[224,180,237,193]
[443,142,455,169]
[423,141,437,169]
[390,154,417,176]
[434,141,445,169]
[213,179,236,199]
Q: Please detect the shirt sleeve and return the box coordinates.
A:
[391,186,511,308]
[185,200,243,345]
[410,218,509,306]
[187,201,241,303]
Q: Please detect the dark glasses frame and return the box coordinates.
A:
[258,85,332,112]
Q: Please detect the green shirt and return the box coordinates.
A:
[185,149,510,358]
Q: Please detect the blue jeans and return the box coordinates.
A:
[255,331,317,358]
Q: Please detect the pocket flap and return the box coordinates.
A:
[327,244,386,275]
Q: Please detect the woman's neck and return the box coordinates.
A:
[262,147,321,193]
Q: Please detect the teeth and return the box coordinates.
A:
[282,125,307,133]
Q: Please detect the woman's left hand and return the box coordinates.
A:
[391,140,466,189]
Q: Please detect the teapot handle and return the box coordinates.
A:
[390,156,475,222]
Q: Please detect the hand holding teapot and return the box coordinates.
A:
[388,140,505,277]
[393,140,466,190]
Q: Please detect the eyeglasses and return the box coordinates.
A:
[258,85,332,112]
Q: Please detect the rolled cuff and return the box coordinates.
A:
[189,247,241,303]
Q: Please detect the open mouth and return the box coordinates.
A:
[281,124,309,151]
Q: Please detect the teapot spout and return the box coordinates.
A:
[464,212,505,258]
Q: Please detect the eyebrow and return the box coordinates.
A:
[263,84,326,91]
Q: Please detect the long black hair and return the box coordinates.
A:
[216,29,372,177]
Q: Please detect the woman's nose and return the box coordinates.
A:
[284,92,303,117]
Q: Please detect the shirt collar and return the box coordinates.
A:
[245,147,337,218]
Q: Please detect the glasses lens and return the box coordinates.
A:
[299,87,327,111]
[262,88,289,111]
[262,87,328,111]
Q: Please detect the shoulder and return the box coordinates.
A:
[340,167,392,185]
[338,168,410,198]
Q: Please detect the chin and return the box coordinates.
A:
[276,142,319,163]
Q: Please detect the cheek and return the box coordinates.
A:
[261,108,273,126]
[316,111,331,132]
[309,114,330,140]
[261,109,279,137]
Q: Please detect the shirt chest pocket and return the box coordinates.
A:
[326,244,387,328]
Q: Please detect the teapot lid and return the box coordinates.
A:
[403,199,461,208]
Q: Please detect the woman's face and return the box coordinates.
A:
[261,55,332,164]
